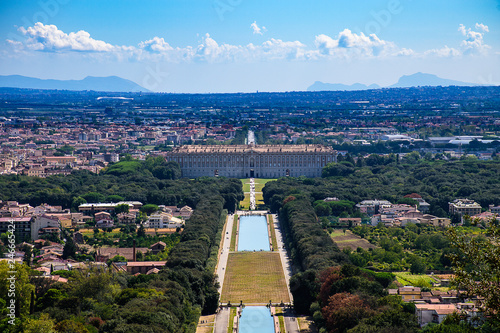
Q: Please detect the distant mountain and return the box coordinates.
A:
[389,72,477,88]
[0,75,150,92]
[308,81,380,91]
[307,72,478,91]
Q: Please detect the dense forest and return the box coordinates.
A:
[264,158,500,216]
[0,158,244,332]
[263,158,500,332]
[0,156,243,213]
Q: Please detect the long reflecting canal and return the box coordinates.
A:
[237,215,270,251]
[239,306,274,333]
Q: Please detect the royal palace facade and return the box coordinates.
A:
[163,144,337,178]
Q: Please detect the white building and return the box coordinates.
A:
[164,144,337,178]
[31,215,60,240]
[146,212,184,229]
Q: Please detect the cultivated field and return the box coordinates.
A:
[394,272,440,288]
[221,252,290,304]
[330,229,377,251]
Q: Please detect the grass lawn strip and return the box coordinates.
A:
[275,307,286,333]
[268,215,278,251]
[228,307,237,333]
[221,252,290,304]
[230,215,238,251]
[239,193,250,210]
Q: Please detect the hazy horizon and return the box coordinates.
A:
[1,0,499,93]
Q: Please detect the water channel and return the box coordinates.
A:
[239,306,274,333]
[237,215,270,251]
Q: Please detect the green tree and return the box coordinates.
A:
[62,238,77,260]
[22,244,32,267]
[447,217,500,320]
[140,204,159,215]
[114,204,130,214]
[410,258,426,274]
[137,224,146,238]
[0,261,35,320]
[71,196,86,211]
[23,313,55,333]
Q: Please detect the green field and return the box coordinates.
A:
[330,229,377,251]
[239,179,275,210]
[221,252,290,304]
[394,272,439,288]
[241,178,275,192]
[239,193,251,210]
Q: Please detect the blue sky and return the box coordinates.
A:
[0,0,499,92]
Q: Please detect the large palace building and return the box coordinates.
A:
[164,144,337,178]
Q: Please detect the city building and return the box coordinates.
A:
[448,199,482,216]
[0,217,32,241]
[164,144,337,178]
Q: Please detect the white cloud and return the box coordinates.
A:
[7,22,494,64]
[138,37,173,53]
[13,22,115,52]
[458,23,490,55]
[259,38,306,60]
[251,21,266,35]
[314,29,405,58]
[475,23,489,32]
[423,45,461,58]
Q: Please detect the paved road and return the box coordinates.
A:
[273,214,294,304]
[274,214,300,333]
[283,308,300,333]
[214,307,230,333]
[216,214,234,294]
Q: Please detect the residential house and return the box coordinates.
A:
[31,215,60,241]
[96,247,148,262]
[95,211,114,228]
[356,200,392,216]
[126,261,167,274]
[146,212,184,229]
[338,218,361,227]
[398,286,422,302]
[150,241,166,254]
[415,304,457,327]
[117,212,137,224]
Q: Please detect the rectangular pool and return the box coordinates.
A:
[239,306,275,333]
[238,215,270,251]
